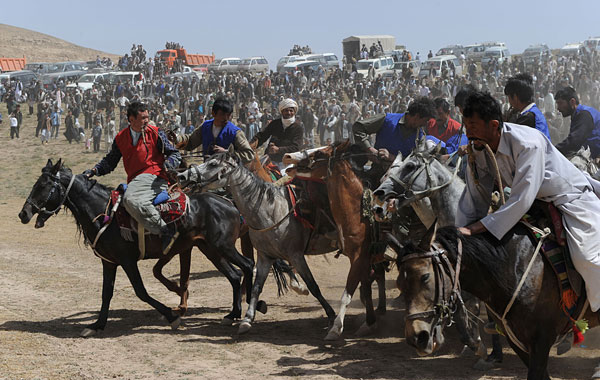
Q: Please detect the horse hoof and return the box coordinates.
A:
[290,280,309,296]
[472,358,497,371]
[592,367,600,379]
[238,321,252,334]
[80,328,97,338]
[170,316,182,330]
[257,301,268,314]
[221,317,235,326]
[355,321,377,337]
[324,327,342,341]
[173,306,187,317]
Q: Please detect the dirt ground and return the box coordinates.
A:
[1,106,599,380]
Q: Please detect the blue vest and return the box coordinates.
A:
[375,113,420,157]
[201,120,240,156]
[443,133,468,154]
[522,104,550,139]
[576,104,600,158]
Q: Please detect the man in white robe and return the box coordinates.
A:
[456,91,600,312]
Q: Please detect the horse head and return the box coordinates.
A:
[373,140,446,217]
[19,158,66,228]
[177,145,238,190]
[569,146,599,176]
[397,221,449,356]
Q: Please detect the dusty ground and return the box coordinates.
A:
[1,106,599,380]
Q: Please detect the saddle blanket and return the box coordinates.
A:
[110,185,188,241]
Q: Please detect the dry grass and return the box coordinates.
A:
[0,23,119,63]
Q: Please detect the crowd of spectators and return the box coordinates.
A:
[2,43,600,155]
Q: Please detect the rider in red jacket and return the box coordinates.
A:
[84,102,181,253]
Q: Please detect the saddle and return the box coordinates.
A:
[109,183,188,258]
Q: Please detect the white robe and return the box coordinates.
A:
[456,122,600,311]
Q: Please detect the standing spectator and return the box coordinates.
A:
[106,115,116,152]
[9,112,18,139]
[50,107,61,139]
[92,119,102,152]
[14,105,22,137]
[40,117,50,145]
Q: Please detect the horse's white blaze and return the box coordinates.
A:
[325,289,351,340]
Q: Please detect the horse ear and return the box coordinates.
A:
[584,147,591,159]
[418,219,438,251]
[434,142,443,155]
[45,159,53,169]
[51,158,63,174]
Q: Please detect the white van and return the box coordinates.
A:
[356,56,394,78]
[559,43,588,57]
[584,38,600,52]
[481,47,511,68]
[207,57,241,73]
[418,55,462,78]
[277,55,300,72]
[322,53,340,69]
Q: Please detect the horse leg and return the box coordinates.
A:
[374,263,386,315]
[121,259,181,329]
[238,252,273,334]
[325,251,372,340]
[219,244,254,307]
[202,247,243,325]
[526,333,553,380]
[81,260,117,337]
[287,254,336,331]
[152,249,190,316]
[240,232,254,301]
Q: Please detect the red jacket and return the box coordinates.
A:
[115,125,167,183]
[427,117,462,142]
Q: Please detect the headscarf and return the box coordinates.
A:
[278,98,298,114]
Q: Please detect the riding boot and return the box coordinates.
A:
[160,224,178,255]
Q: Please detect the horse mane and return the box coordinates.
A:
[313,140,368,178]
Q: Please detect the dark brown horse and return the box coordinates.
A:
[294,140,389,339]
[398,222,600,380]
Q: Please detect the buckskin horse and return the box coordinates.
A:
[18,159,255,336]
[396,218,600,380]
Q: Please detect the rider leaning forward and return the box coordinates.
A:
[83,102,182,254]
[456,91,600,313]
[176,97,254,164]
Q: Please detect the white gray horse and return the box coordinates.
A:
[178,147,339,336]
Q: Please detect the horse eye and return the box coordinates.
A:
[421,273,430,283]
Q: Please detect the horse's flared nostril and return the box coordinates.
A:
[373,189,385,198]
[374,206,384,215]
[416,330,430,349]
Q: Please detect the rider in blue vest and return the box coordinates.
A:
[176,97,254,163]
[504,73,550,140]
[555,86,600,159]
[353,97,437,162]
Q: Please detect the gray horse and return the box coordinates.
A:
[178,147,338,336]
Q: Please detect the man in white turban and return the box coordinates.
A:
[250,98,304,169]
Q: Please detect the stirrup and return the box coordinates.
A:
[483,321,499,335]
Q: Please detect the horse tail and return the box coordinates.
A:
[271,259,291,297]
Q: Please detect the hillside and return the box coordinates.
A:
[0,23,120,63]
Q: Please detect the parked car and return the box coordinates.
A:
[40,62,87,86]
[559,43,588,57]
[481,47,511,68]
[381,60,421,79]
[276,55,300,72]
[356,56,395,78]
[465,44,486,62]
[106,71,142,86]
[584,37,600,52]
[322,53,340,69]
[165,70,202,83]
[66,72,109,91]
[207,57,241,73]
[419,55,462,78]
[238,57,269,73]
[522,44,551,66]
[436,45,464,57]
[0,70,38,88]
[281,61,321,75]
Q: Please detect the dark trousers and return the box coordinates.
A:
[10,127,19,139]
[93,136,101,152]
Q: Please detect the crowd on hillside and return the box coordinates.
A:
[2,43,600,154]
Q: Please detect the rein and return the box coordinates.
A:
[26,171,76,218]
[401,240,467,334]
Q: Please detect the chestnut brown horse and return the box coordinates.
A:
[294,140,388,340]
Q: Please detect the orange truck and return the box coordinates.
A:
[0,56,26,72]
[156,48,214,69]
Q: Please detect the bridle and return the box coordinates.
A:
[400,240,466,337]
[26,170,76,218]
[386,150,462,201]
[185,155,239,189]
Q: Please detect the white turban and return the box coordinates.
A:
[278,98,298,113]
